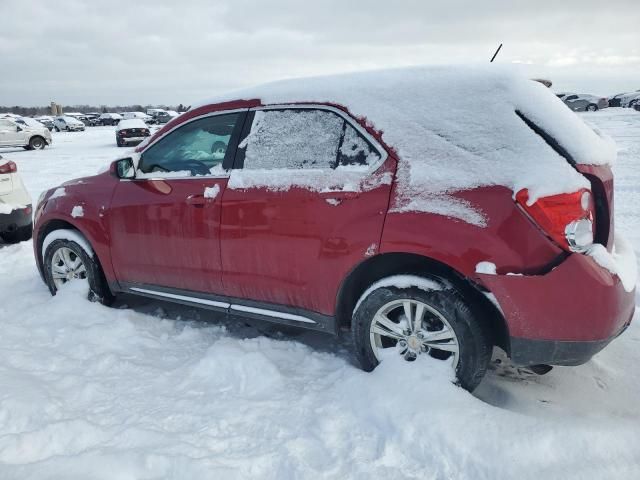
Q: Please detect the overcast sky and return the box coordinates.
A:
[1,0,638,107]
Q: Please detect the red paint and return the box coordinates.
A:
[33,98,635,364]
[220,161,395,315]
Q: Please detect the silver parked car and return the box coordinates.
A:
[556,93,609,112]
[53,116,85,132]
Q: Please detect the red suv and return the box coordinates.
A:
[33,67,636,391]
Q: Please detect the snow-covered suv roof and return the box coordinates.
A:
[194,65,616,225]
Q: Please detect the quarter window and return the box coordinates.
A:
[240,108,380,170]
[138,112,241,176]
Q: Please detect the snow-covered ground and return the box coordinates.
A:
[0,115,639,479]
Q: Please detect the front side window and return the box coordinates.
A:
[138,112,241,176]
[241,108,380,170]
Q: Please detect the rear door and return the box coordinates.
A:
[109,110,247,294]
[220,106,394,316]
[0,119,21,146]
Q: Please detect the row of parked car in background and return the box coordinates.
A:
[0,109,180,132]
[556,89,640,111]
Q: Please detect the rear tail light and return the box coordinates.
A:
[0,161,17,174]
[515,188,595,253]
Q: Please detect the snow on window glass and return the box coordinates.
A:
[338,123,380,167]
[243,110,343,170]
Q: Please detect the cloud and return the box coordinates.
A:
[0,0,638,105]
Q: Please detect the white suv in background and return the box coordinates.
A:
[53,116,86,132]
[0,156,32,243]
[0,117,52,150]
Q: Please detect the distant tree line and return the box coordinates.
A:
[0,103,188,116]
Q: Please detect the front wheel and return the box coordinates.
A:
[586,104,598,112]
[43,237,115,305]
[29,136,46,149]
[351,278,492,391]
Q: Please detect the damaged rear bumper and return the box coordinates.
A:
[478,236,636,366]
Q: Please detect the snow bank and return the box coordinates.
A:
[0,245,638,478]
[195,65,615,225]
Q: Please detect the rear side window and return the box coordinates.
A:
[240,108,380,170]
[338,123,381,167]
[139,112,241,175]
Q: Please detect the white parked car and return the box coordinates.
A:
[0,116,52,150]
[53,116,85,132]
[0,156,32,243]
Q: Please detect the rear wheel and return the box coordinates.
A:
[586,104,598,112]
[351,277,492,391]
[43,237,115,305]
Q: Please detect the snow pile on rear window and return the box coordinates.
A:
[194,65,616,225]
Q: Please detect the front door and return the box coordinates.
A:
[220,107,394,315]
[109,110,247,294]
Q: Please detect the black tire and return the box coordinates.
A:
[43,237,115,306]
[587,104,598,112]
[351,280,492,391]
[54,126,60,132]
[629,99,638,108]
[1,224,32,243]
[29,136,46,150]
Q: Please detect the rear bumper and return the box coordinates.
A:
[0,204,33,232]
[510,322,630,366]
[479,237,636,366]
[122,136,147,143]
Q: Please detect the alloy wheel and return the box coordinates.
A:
[50,246,87,288]
[369,298,460,368]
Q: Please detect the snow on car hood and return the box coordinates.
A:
[194,65,616,225]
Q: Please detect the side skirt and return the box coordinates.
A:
[119,282,337,335]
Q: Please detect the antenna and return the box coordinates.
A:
[490,43,503,63]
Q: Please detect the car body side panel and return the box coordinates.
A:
[220,159,396,315]
[380,185,565,279]
[108,177,228,294]
[34,174,118,284]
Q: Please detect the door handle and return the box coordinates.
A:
[186,194,206,206]
[320,190,359,200]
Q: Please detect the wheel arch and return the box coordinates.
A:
[335,252,510,353]
[35,219,112,294]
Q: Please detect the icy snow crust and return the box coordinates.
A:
[196,65,616,225]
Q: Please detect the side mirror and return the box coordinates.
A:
[16,126,22,132]
[112,157,135,179]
